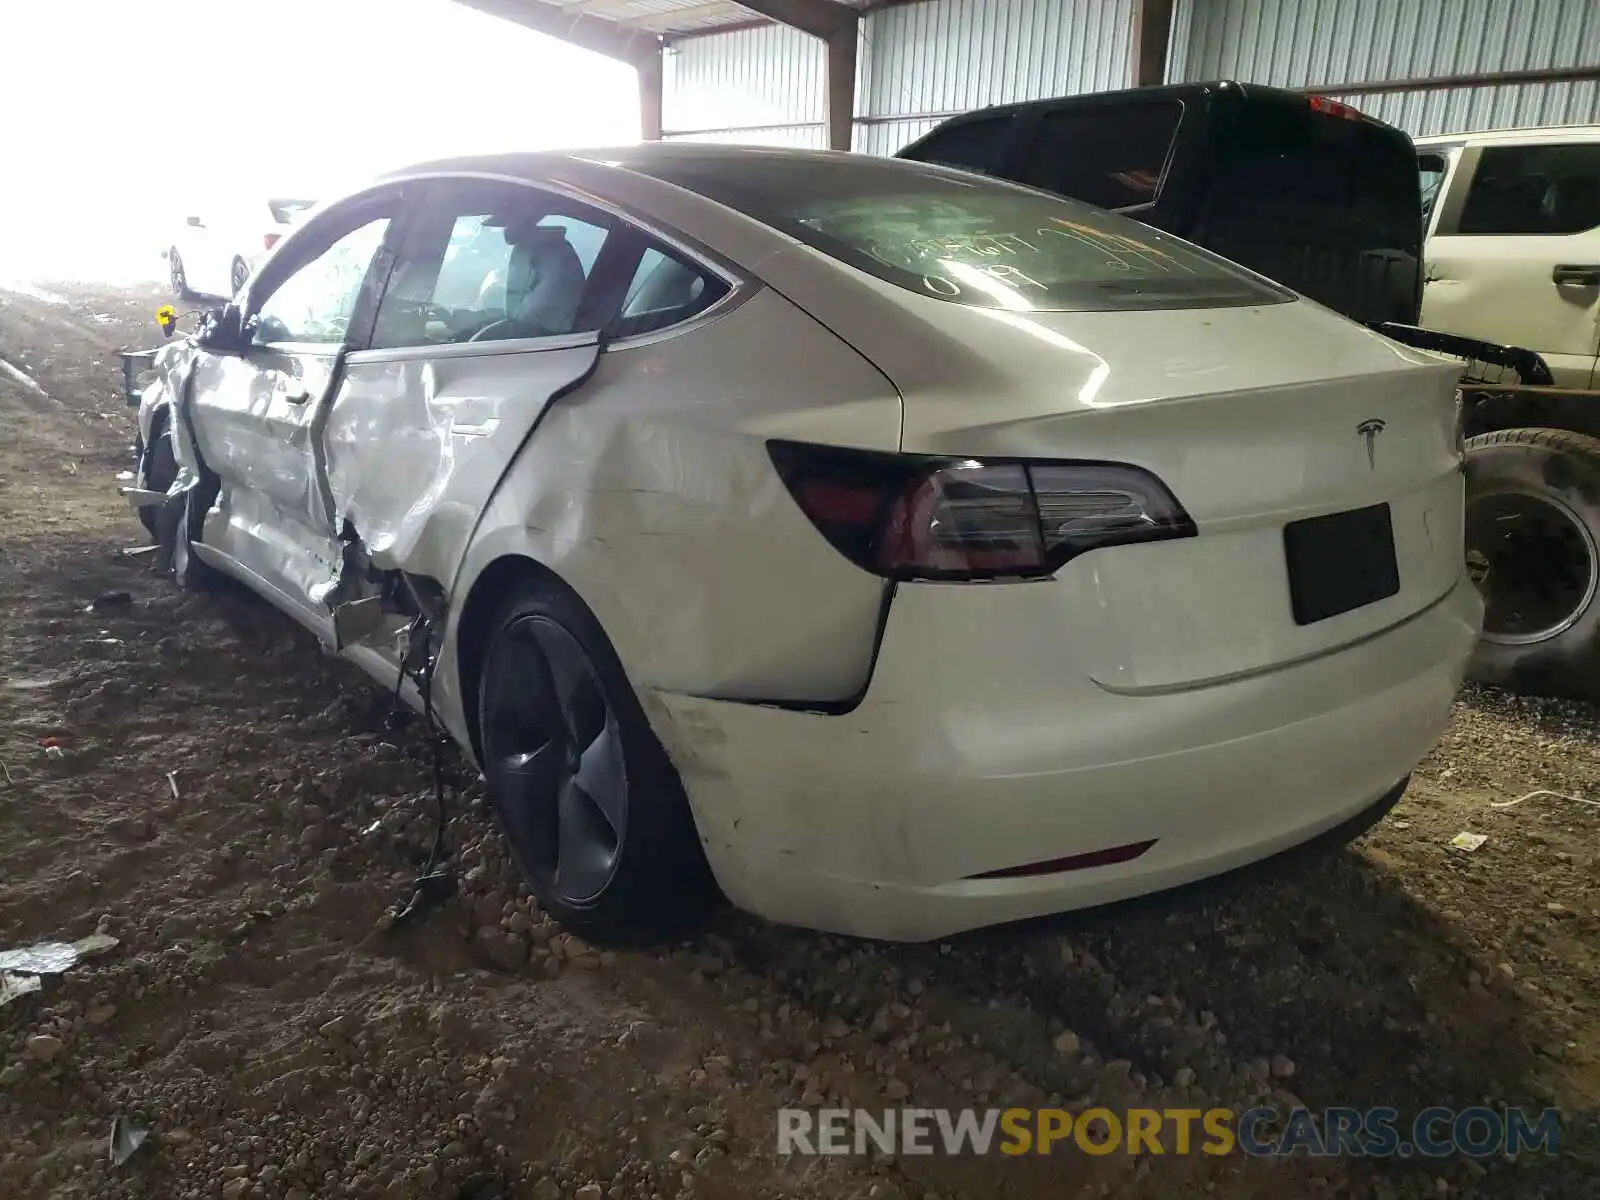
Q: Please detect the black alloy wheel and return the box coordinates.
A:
[1467,489,1597,645]
[482,613,629,905]
[1463,427,1600,699]
[476,580,716,941]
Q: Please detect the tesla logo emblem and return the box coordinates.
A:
[1358,418,1386,469]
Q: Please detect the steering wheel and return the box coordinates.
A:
[467,317,548,342]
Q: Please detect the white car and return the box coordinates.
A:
[134,145,1481,943]
[1417,125,1600,391]
[167,196,317,299]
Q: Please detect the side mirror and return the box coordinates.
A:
[195,302,248,354]
[185,215,203,227]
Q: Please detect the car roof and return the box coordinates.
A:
[378,142,871,186]
[1413,124,1600,147]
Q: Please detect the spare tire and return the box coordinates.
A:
[1465,427,1600,698]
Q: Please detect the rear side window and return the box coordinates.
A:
[1018,102,1181,210]
[634,154,1289,313]
[1457,144,1600,235]
[901,115,1016,176]
[612,248,727,338]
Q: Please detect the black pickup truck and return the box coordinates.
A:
[897,80,1550,383]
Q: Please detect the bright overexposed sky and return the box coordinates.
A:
[0,0,641,282]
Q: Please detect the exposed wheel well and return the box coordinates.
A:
[453,554,568,762]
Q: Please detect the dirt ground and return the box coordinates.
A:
[0,282,1596,1200]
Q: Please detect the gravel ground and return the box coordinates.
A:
[1,283,1596,1200]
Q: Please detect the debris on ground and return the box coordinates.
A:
[1490,787,1600,811]
[0,974,41,1009]
[0,933,118,975]
[107,1115,150,1167]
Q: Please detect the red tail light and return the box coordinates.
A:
[1307,95,1366,122]
[768,440,1195,581]
[263,232,282,251]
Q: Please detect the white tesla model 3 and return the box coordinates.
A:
[134,144,1482,943]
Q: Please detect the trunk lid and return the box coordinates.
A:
[871,296,1468,691]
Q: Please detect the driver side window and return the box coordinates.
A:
[252,217,391,346]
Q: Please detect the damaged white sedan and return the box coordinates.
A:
[132,145,1482,942]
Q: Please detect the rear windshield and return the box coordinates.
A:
[632,155,1290,313]
[1204,101,1422,323]
[1214,105,1420,248]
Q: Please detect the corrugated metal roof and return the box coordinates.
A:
[530,0,757,36]
[533,0,877,37]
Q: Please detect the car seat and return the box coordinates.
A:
[501,225,586,335]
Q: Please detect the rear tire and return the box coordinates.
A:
[1465,427,1600,698]
[475,577,717,943]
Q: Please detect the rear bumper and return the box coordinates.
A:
[644,576,1482,942]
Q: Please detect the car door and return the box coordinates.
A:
[185,186,403,636]
[317,176,622,651]
[1422,139,1600,389]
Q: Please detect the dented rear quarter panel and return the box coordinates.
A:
[430,286,904,736]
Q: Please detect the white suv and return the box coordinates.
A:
[1416,125,1600,700]
[1417,126,1600,390]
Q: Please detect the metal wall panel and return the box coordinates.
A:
[855,116,948,157]
[663,0,1136,152]
[1170,0,1600,135]
[857,0,1134,139]
[662,22,823,141]
[1325,80,1600,137]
